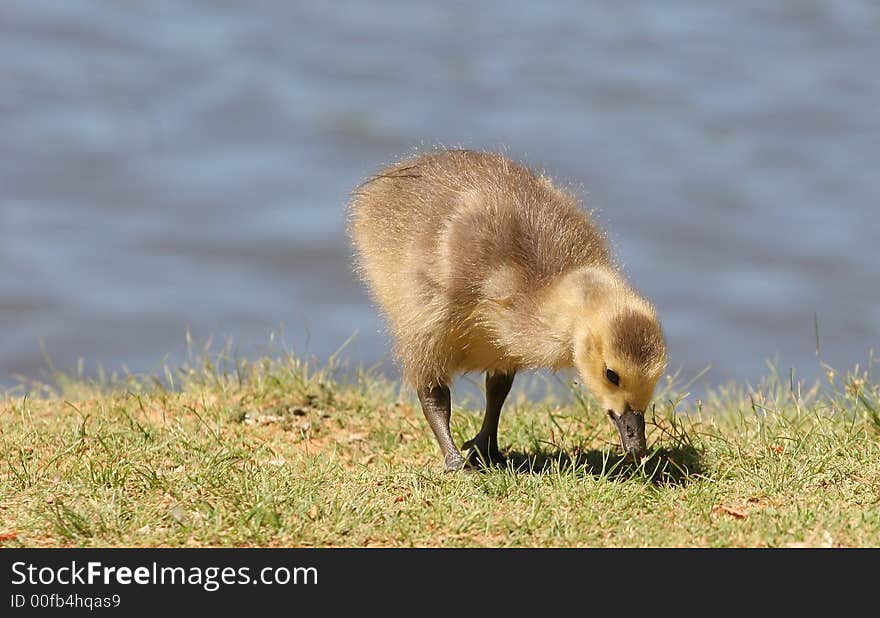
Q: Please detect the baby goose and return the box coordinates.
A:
[348,149,667,470]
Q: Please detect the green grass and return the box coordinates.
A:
[1,352,879,547]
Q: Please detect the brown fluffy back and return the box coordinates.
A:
[348,149,615,386]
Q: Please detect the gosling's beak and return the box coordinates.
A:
[607,406,647,461]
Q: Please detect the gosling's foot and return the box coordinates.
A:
[444,452,469,472]
[462,434,505,467]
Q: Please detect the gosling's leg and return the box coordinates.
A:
[462,370,515,465]
[417,383,466,471]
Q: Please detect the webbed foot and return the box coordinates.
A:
[462,434,505,467]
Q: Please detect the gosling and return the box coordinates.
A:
[348,149,667,470]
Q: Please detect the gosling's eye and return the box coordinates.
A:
[605,368,620,386]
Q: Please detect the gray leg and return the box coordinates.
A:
[417,383,466,471]
[462,370,515,465]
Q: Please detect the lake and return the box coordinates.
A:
[2,1,878,395]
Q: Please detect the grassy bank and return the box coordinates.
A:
[1,354,879,547]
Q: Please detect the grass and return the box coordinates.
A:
[1,350,879,547]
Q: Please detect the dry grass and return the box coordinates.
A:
[1,352,879,547]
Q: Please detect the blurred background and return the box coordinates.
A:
[1,1,878,392]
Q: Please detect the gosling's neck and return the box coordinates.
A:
[487,266,631,369]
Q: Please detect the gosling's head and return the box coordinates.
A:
[574,304,667,460]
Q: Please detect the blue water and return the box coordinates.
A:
[1,1,878,392]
